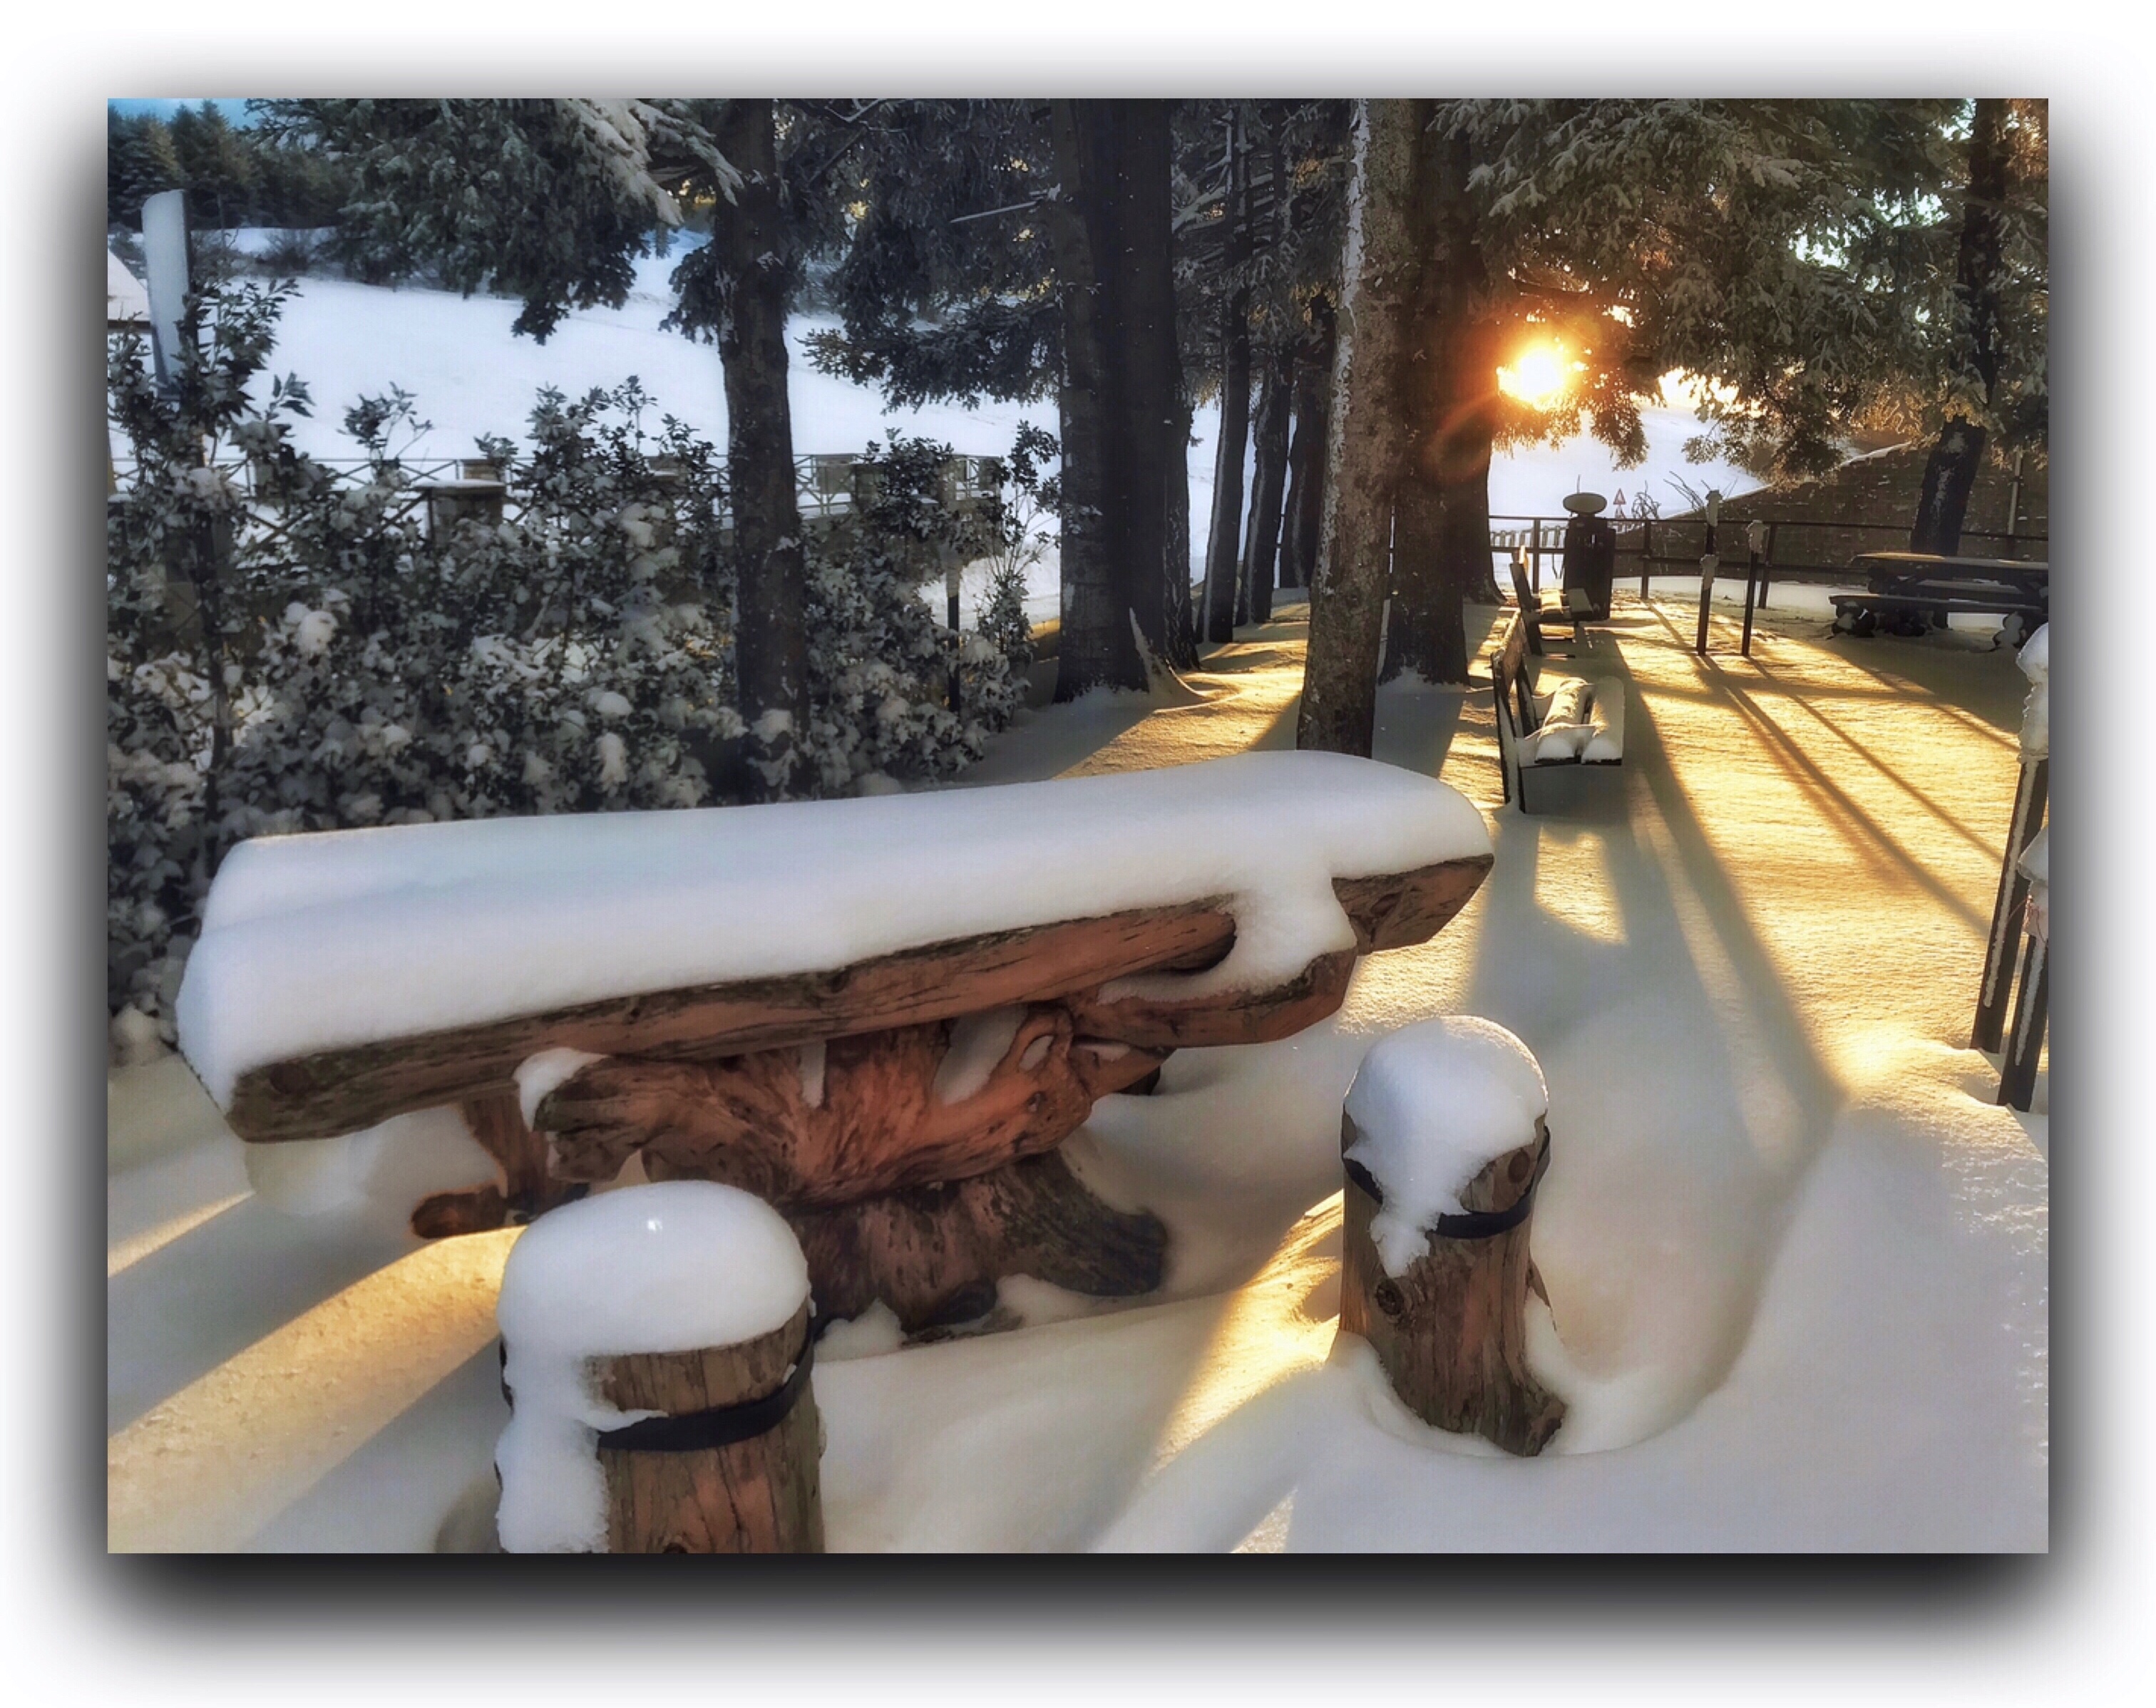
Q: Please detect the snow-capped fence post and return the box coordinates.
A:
[1337,1018,1566,1456]
[494,1183,825,1554]
[1976,624,2049,1055]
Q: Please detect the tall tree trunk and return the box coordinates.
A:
[1046,100,1149,699]
[1388,479,1450,681]
[1296,100,1422,758]
[714,98,809,798]
[1164,387,1198,663]
[1386,117,1494,685]
[1437,425,1502,605]
[1242,353,1292,626]
[1201,106,1253,647]
[1112,99,1188,674]
[1280,299,1335,594]
[1912,97,2009,557]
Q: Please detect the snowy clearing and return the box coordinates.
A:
[108,591,2045,1552]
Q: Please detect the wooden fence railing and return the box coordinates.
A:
[1489,512,2048,597]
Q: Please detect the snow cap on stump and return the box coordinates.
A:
[1344,1017,1549,1277]
[495,1181,810,1553]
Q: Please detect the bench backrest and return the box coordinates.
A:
[1506,550,1546,657]
[1494,612,1540,738]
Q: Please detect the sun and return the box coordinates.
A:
[1498,341,1573,409]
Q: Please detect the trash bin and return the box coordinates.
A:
[1559,491,1616,619]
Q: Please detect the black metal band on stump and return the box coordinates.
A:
[594,1330,816,1454]
[1341,1136,1551,1240]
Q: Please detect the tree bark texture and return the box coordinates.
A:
[1242,352,1293,626]
[1911,97,2009,557]
[1297,100,1422,757]
[1338,1112,1566,1456]
[1045,101,1147,698]
[713,98,810,798]
[1164,387,1198,664]
[1386,115,1492,684]
[1439,443,1502,605]
[595,1298,823,1553]
[1111,101,1191,674]
[1279,302,1335,593]
[1202,106,1253,647]
[1047,100,1184,696]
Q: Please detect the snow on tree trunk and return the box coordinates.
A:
[1298,101,1421,758]
[1242,351,1292,627]
[1911,98,2010,557]
[715,98,810,798]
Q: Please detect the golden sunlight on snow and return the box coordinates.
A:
[1146,1196,1343,1469]
[107,1228,520,1551]
[106,587,2043,1550]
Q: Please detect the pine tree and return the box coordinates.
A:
[1906,100,2047,553]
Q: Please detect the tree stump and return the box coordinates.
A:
[594,1297,823,1553]
[1339,1110,1566,1456]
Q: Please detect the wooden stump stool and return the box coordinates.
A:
[495,1182,824,1553]
[1335,1017,1566,1457]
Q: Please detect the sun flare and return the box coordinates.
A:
[1498,341,1572,409]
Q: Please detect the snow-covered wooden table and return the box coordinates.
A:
[175,751,1493,1331]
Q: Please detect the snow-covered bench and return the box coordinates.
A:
[175,751,1494,1332]
[1491,610,1626,814]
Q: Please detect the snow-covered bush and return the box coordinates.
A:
[107,284,1030,1034]
[796,433,1019,793]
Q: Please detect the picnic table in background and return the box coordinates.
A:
[1832,551,2049,645]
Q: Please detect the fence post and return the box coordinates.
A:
[1693,490,1721,657]
[1639,516,1653,601]
[1998,825,2048,1111]
[1529,519,1542,594]
[1337,1018,1565,1456]
[1740,520,1766,657]
[496,1182,825,1554]
[1976,626,2050,1054]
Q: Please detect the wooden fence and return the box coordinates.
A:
[1489,512,2048,598]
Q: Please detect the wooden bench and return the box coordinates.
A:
[1491,610,1626,814]
[1506,548,1590,657]
[176,752,1494,1334]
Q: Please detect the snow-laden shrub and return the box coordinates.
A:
[107,284,1031,1033]
[797,433,1018,793]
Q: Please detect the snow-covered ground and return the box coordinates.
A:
[107,592,2046,1552]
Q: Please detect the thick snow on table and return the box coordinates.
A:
[175,749,1490,1107]
[110,596,2048,1555]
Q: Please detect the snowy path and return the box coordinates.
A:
[106,595,2045,1550]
